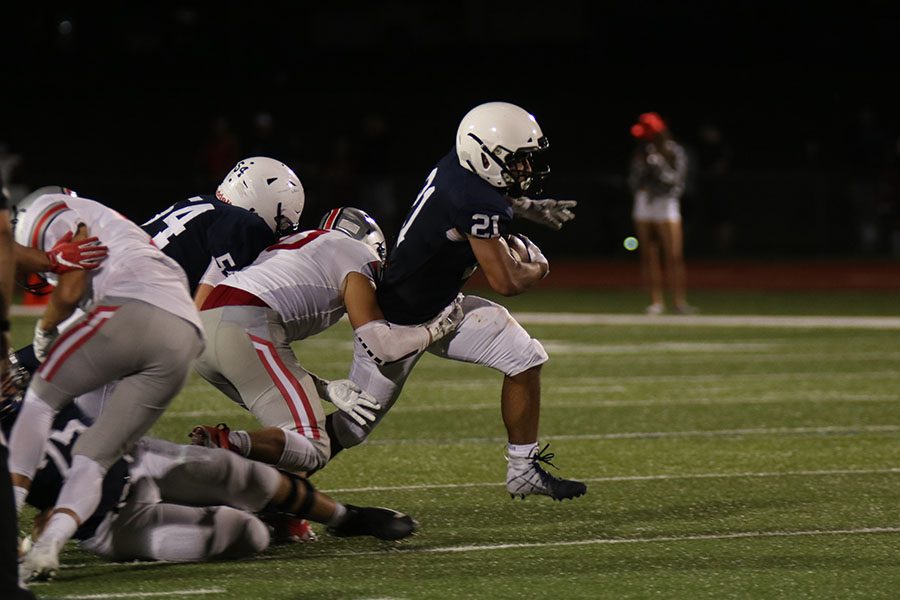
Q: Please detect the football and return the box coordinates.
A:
[505,234,530,262]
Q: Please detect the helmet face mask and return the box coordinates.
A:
[456,102,550,196]
[318,207,387,264]
[216,157,305,236]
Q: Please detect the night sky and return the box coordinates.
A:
[3,3,898,255]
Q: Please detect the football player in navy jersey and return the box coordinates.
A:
[141,156,305,309]
[330,102,586,501]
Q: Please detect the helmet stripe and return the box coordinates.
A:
[322,208,343,230]
[30,201,70,250]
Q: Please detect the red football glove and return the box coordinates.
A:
[46,231,109,274]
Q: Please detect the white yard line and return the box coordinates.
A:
[512,312,900,329]
[407,527,900,554]
[14,307,900,329]
[363,424,900,446]
[324,467,900,494]
[54,589,226,599]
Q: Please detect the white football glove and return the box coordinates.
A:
[513,234,550,279]
[325,379,381,427]
[423,294,464,344]
[33,323,60,362]
[510,197,577,230]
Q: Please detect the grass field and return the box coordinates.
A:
[11,288,900,599]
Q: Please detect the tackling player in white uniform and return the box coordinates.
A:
[7,191,206,581]
[191,207,461,473]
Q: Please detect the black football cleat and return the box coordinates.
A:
[506,443,587,501]
[327,505,418,541]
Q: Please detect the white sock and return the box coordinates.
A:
[14,486,28,512]
[228,430,252,456]
[38,512,78,547]
[8,389,59,482]
[327,503,348,527]
[507,442,538,459]
[55,455,107,525]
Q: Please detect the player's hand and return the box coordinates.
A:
[424,294,464,344]
[513,234,550,279]
[46,231,109,274]
[510,197,577,230]
[33,323,59,362]
[326,379,381,427]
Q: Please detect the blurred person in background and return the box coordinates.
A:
[627,111,694,315]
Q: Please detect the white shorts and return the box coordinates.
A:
[632,191,682,223]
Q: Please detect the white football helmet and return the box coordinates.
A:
[11,186,77,295]
[456,102,550,196]
[11,186,78,248]
[318,207,387,263]
[216,157,305,236]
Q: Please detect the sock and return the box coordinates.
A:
[327,503,348,527]
[507,442,538,459]
[228,430,252,457]
[38,512,78,546]
[14,486,28,512]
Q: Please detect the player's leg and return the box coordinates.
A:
[21,303,203,580]
[128,438,417,543]
[192,306,330,472]
[94,500,271,562]
[325,342,424,457]
[432,295,586,501]
[7,304,129,508]
[635,219,664,313]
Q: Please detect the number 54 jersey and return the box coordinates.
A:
[141,195,276,295]
[378,149,513,326]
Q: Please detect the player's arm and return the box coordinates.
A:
[193,283,214,310]
[468,235,547,296]
[33,226,91,360]
[344,271,461,364]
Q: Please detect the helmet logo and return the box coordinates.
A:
[481,154,491,169]
[266,177,278,185]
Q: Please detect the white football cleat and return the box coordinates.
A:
[20,537,63,582]
[506,443,587,501]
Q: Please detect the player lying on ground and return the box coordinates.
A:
[1,379,417,581]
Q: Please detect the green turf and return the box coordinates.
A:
[10,288,900,599]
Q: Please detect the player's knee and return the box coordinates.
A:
[330,412,371,449]
[279,428,330,472]
[212,509,270,559]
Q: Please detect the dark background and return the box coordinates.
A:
[3,2,900,259]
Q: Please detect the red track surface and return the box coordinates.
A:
[469,259,900,290]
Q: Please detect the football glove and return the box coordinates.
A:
[423,294,464,344]
[510,197,577,231]
[513,234,550,279]
[46,231,108,274]
[33,323,59,362]
[325,379,381,427]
